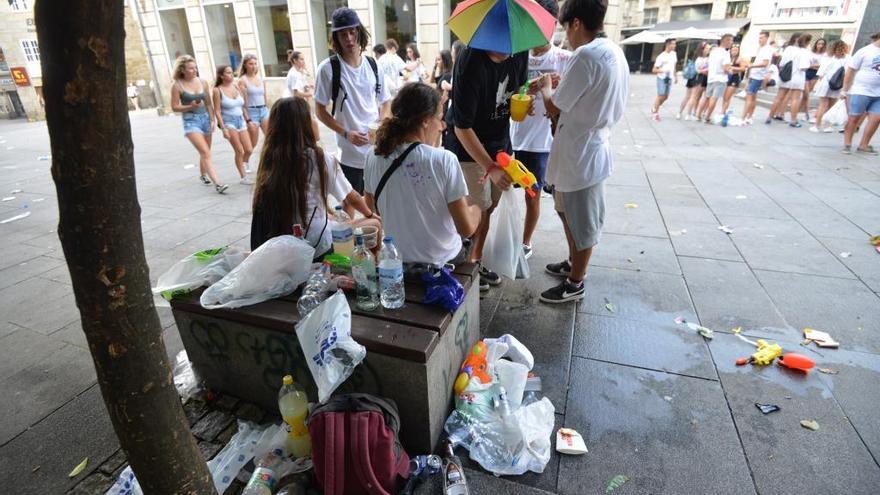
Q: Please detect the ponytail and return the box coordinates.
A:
[374,82,441,157]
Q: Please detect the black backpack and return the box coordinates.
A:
[779,60,793,82]
[828,66,845,91]
[330,54,380,116]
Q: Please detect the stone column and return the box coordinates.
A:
[289,0,316,74]
[417,0,443,71]
[184,1,212,77]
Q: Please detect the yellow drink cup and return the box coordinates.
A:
[510,94,532,122]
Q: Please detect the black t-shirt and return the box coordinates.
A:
[448,48,528,163]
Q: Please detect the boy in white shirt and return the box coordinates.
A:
[703,34,733,124]
[537,0,629,304]
[651,38,677,121]
[742,31,774,124]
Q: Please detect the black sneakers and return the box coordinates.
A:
[540,279,585,304]
[545,259,572,277]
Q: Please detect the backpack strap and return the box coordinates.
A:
[350,412,393,495]
[373,142,421,217]
[321,412,346,495]
[330,55,342,116]
[365,55,380,97]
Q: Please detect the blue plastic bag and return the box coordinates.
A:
[422,267,465,312]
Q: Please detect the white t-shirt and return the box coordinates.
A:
[364,144,468,266]
[749,45,776,81]
[780,45,809,89]
[378,55,404,94]
[848,43,880,97]
[303,150,353,255]
[708,46,732,84]
[284,68,307,98]
[548,38,629,193]
[510,46,571,153]
[815,56,846,97]
[654,50,677,79]
[405,61,426,82]
[314,54,392,168]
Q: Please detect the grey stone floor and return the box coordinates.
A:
[1,74,879,494]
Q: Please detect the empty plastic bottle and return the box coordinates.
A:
[378,236,405,309]
[296,262,330,316]
[352,229,380,311]
[242,449,284,495]
[330,205,354,257]
[521,375,542,406]
[721,111,730,127]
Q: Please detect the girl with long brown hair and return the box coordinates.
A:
[250,97,378,256]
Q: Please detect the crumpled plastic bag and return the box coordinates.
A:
[207,421,276,493]
[444,334,554,476]
[482,188,530,280]
[296,291,366,403]
[172,350,203,402]
[824,99,848,127]
[105,465,142,495]
[201,235,314,309]
[152,246,246,302]
[422,267,465,312]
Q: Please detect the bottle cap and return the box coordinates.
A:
[334,205,342,210]
[383,235,393,242]
[282,375,293,386]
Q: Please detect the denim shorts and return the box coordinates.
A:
[848,94,880,116]
[182,112,211,135]
[746,79,763,95]
[656,77,672,96]
[248,105,269,125]
[223,114,246,131]
[513,150,549,188]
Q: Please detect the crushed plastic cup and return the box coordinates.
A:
[360,225,379,249]
[509,94,532,122]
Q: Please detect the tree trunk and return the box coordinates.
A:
[34,1,216,493]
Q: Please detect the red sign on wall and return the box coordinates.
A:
[11,67,31,87]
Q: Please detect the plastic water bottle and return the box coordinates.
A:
[352,229,380,311]
[242,449,284,495]
[330,205,354,257]
[297,262,330,316]
[378,236,405,309]
[721,111,730,127]
[278,375,311,459]
[522,375,542,406]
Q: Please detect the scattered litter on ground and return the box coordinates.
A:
[839,252,851,258]
[556,428,588,455]
[870,235,880,246]
[623,203,639,209]
[755,403,781,414]
[795,171,804,176]
[753,163,765,169]
[10,189,22,193]
[32,198,44,202]
[751,340,782,365]
[183,164,195,169]
[778,353,815,372]
[626,257,634,263]
[606,475,630,493]
[663,395,673,402]
[669,228,687,236]
[634,144,643,149]
[818,368,839,375]
[735,195,747,200]
[37,155,51,161]
[1,196,14,201]
[68,457,88,478]
[717,225,734,234]
[6,146,14,150]
[604,298,615,313]
[674,316,686,324]
[681,321,713,340]
[803,328,840,348]
[736,357,750,366]
[731,327,742,334]
[800,420,820,431]
[31,465,40,473]
[0,211,31,224]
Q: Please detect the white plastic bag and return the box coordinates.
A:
[207,421,275,494]
[295,291,366,403]
[482,188,530,280]
[152,246,246,301]
[172,350,203,402]
[824,99,848,127]
[201,235,314,309]
[105,465,143,495]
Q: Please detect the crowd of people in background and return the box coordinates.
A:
[651,30,880,155]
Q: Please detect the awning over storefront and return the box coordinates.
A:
[651,18,751,36]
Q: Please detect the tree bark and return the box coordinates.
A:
[35,1,216,493]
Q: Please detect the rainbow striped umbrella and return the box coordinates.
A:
[448,0,557,55]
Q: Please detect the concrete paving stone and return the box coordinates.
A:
[816,236,880,292]
[716,215,854,278]
[192,410,235,441]
[656,203,719,226]
[0,342,96,446]
[604,185,668,238]
[414,467,557,495]
[859,180,880,195]
[0,385,118,495]
[558,357,755,495]
[10,292,79,335]
[678,257,792,339]
[605,161,650,188]
[577,266,698,325]
[755,269,880,354]
[573,313,717,380]
[709,333,880,495]
[641,158,684,175]
[0,240,53,271]
[786,167,870,191]
[0,327,67,379]
[0,276,72,321]
[176,220,250,254]
[97,449,127,476]
[141,213,241,252]
[485,273,576,415]
[67,472,115,495]
[198,440,223,460]
[0,321,22,340]
[184,400,210,427]
[50,320,89,350]
[588,233,681,275]
[774,199,871,240]
[667,222,743,262]
[807,186,880,235]
[0,254,65,291]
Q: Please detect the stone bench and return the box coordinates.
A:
[169,263,480,453]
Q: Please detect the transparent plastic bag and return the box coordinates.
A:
[824,99,848,127]
[295,291,366,403]
[152,246,246,301]
[172,350,203,402]
[482,188,530,280]
[201,235,314,309]
[207,421,275,494]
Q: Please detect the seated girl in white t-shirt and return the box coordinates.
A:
[364,83,481,268]
[251,96,380,257]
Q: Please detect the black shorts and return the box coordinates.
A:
[806,68,819,81]
[340,163,364,194]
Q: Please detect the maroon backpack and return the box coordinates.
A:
[308,393,410,495]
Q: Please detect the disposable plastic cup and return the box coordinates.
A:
[367,123,380,144]
[360,225,379,249]
[510,94,532,122]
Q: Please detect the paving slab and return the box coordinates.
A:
[755,270,880,354]
[577,266,697,325]
[0,385,118,495]
[558,357,755,495]
[0,254,66,291]
[587,233,681,275]
[603,185,668,238]
[709,333,880,495]
[816,236,880,292]
[667,222,743,262]
[678,257,792,339]
[573,313,717,380]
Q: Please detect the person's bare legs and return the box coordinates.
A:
[652,94,668,113]
[722,86,736,115]
[523,190,541,248]
[239,129,253,167]
[843,114,861,148]
[226,131,246,178]
[802,79,816,120]
[768,88,789,120]
[743,92,757,120]
[686,88,704,117]
[858,113,880,150]
[704,97,719,122]
[247,121,260,150]
[679,87,694,116]
[468,207,495,262]
[696,95,710,120]
[788,89,803,123]
[556,210,576,265]
[557,211,593,283]
[186,132,220,185]
[814,97,834,129]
